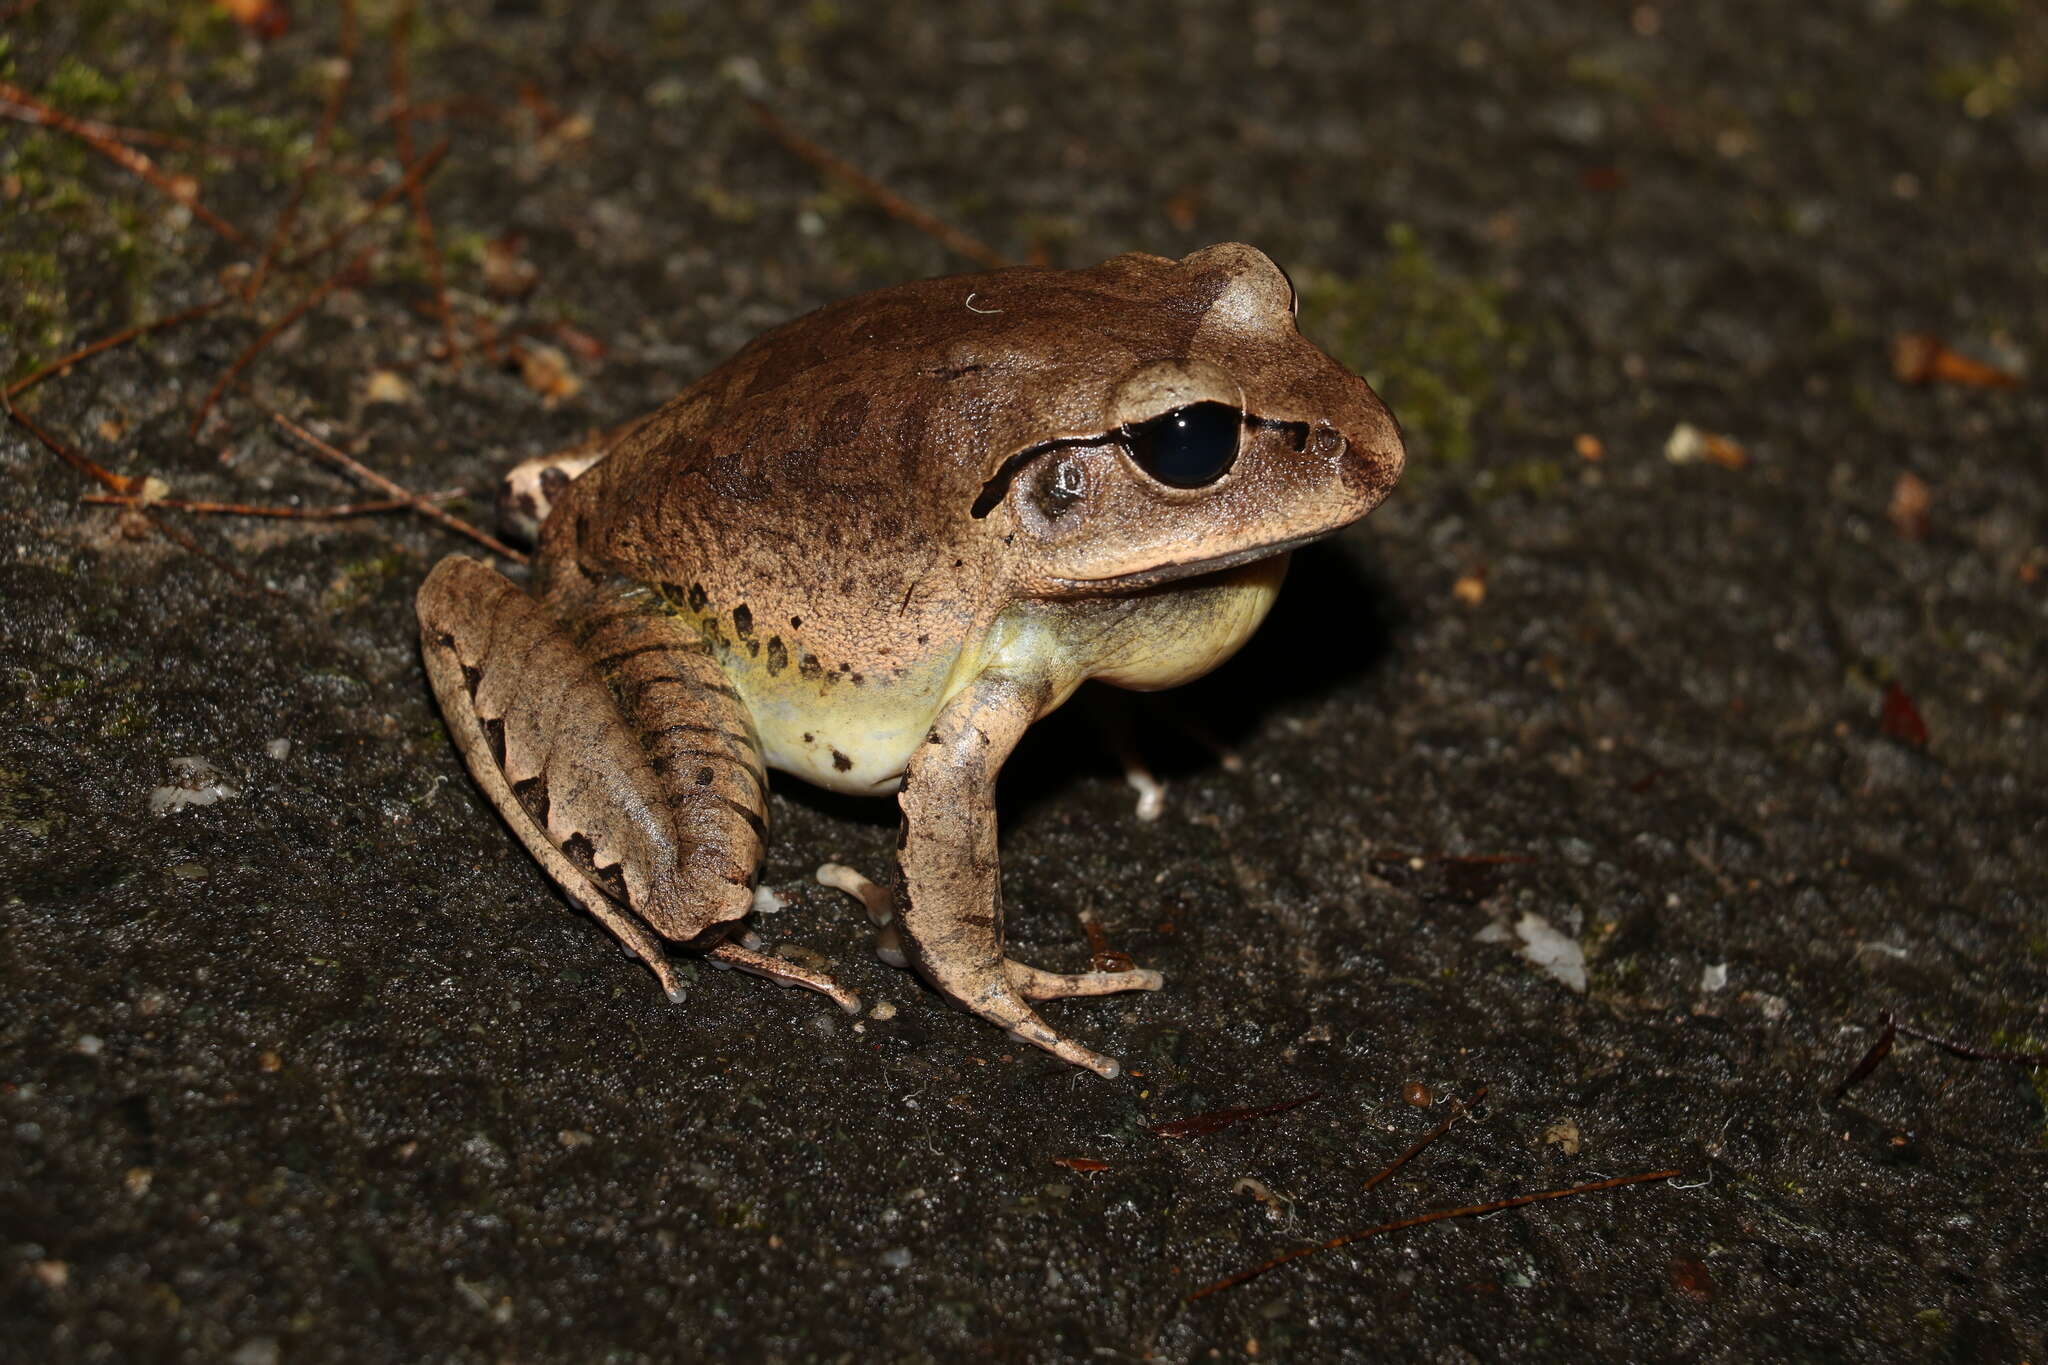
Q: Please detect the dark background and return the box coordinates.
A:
[3,2,2044,1360]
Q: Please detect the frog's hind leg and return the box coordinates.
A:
[1005,961,1164,1001]
[418,556,854,1012]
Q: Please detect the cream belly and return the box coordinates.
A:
[721,552,1289,799]
[742,655,960,797]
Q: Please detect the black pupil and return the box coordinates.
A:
[1123,402,1242,488]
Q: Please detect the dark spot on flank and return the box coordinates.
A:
[799,653,824,680]
[482,715,507,766]
[790,615,802,628]
[952,559,963,568]
[696,766,714,785]
[539,466,570,498]
[745,639,759,657]
[512,775,549,827]
[732,604,753,639]
[766,637,788,675]
[459,663,482,696]
[851,673,864,686]
[831,748,852,772]
[837,661,850,672]
[687,583,708,613]
[916,634,929,646]
[802,733,813,744]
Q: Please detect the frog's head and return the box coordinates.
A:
[974,243,1404,595]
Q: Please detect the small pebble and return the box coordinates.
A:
[75,1034,103,1057]
[264,739,291,761]
[1402,1081,1432,1107]
[879,1247,912,1270]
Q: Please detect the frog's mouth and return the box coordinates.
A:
[1046,529,1330,594]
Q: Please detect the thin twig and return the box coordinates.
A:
[82,489,466,518]
[389,1,458,361]
[1361,1084,1486,1195]
[279,139,448,272]
[1894,1021,2048,1067]
[272,413,528,563]
[3,390,272,593]
[190,248,374,439]
[743,98,1012,271]
[116,503,277,595]
[1832,1013,1899,1104]
[1186,1170,1681,1302]
[248,0,359,298]
[0,80,247,244]
[2,388,133,492]
[6,297,229,401]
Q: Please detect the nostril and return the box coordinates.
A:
[1311,425,1345,458]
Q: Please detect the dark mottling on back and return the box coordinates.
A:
[687,582,708,613]
[790,615,802,628]
[816,391,870,448]
[765,637,787,675]
[733,604,754,639]
[799,653,824,680]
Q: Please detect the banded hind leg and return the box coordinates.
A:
[416,556,855,1011]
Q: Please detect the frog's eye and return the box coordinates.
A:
[1122,402,1243,489]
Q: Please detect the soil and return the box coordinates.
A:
[3,2,2043,1361]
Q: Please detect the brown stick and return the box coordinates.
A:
[189,248,374,439]
[5,296,229,401]
[1361,1084,1486,1195]
[1186,1169,1682,1302]
[743,98,1012,271]
[271,413,528,563]
[247,0,359,298]
[3,391,274,592]
[0,81,247,244]
[389,1,458,362]
[279,139,448,272]
[117,504,276,594]
[2,388,134,492]
[82,490,466,518]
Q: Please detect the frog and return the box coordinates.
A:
[415,242,1404,1077]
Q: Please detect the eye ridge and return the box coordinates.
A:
[1121,401,1243,489]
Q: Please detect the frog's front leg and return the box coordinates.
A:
[895,673,1162,1078]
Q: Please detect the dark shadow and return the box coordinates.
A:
[1002,537,1411,817]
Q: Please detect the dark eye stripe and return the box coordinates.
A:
[968,411,1313,517]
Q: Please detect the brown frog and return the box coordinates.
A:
[416,243,1403,1076]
